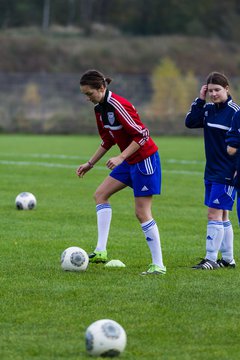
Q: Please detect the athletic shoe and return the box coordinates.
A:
[141,263,166,275]
[217,258,236,268]
[192,258,219,270]
[88,250,108,263]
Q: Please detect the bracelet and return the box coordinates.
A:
[88,161,94,168]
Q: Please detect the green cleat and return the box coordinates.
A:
[141,263,166,275]
[88,250,108,263]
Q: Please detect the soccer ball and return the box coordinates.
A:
[85,319,127,357]
[15,192,37,210]
[61,246,89,272]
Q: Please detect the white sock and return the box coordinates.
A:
[95,203,112,251]
[141,219,164,268]
[206,220,224,262]
[219,220,234,262]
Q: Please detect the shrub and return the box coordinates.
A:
[149,57,198,118]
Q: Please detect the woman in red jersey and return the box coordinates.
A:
[76,69,166,275]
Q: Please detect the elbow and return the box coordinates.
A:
[185,114,193,128]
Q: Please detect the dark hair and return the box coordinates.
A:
[206,72,229,88]
[80,69,112,89]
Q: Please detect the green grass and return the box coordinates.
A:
[1,134,240,360]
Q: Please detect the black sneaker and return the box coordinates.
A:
[217,258,236,268]
[192,258,219,270]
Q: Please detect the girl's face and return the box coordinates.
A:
[207,83,229,104]
[80,84,106,104]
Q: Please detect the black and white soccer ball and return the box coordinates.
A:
[61,246,89,272]
[85,319,127,357]
[15,192,37,210]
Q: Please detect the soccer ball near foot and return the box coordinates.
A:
[61,246,89,272]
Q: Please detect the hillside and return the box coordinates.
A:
[1,27,240,77]
[1,28,240,135]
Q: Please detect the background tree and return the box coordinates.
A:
[42,0,50,32]
[149,57,198,118]
[67,0,75,27]
[1,0,240,41]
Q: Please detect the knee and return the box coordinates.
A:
[135,210,142,222]
[207,210,222,222]
[207,213,215,221]
[93,189,101,203]
[135,208,150,223]
[94,188,107,204]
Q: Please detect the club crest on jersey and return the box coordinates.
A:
[107,112,115,125]
[204,111,208,117]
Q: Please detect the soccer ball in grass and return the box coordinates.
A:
[61,246,89,272]
[85,319,127,357]
[15,192,37,210]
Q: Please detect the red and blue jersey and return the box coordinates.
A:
[94,89,158,164]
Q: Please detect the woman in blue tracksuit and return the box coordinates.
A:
[185,72,240,270]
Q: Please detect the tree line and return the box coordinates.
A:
[1,0,240,41]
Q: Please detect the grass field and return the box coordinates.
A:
[1,134,240,360]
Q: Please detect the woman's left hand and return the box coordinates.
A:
[106,155,124,170]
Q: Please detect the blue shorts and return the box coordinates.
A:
[204,180,236,210]
[110,152,161,197]
[237,193,240,224]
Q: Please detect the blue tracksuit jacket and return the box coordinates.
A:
[226,110,240,189]
[185,96,240,185]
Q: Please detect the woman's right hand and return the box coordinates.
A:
[199,84,208,100]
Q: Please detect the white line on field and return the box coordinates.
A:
[0,152,205,164]
[164,170,202,175]
[0,159,79,169]
[0,152,81,160]
[0,159,202,175]
[167,158,204,165]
